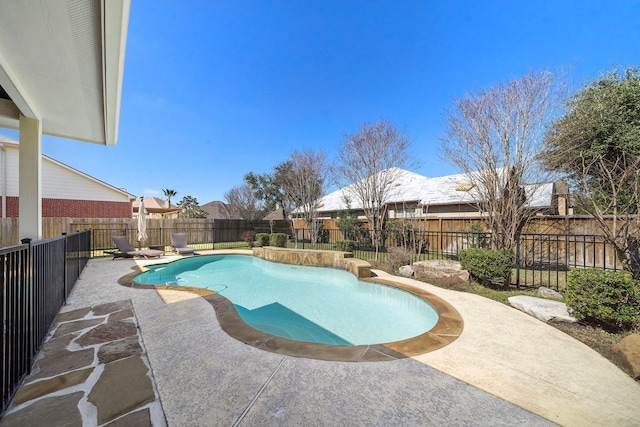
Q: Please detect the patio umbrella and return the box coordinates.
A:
[137,197,148,247]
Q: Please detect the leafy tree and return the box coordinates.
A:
[440,69,567,250]
[336,119,414,258]
[162,189,177,208]
[244,162,296,241]
[177,195,208,218]
[224,183,266,221]
[542,67,640,278]
[244,162,292,220]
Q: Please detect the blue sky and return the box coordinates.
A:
[2,0,639,205]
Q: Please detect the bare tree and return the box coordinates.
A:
[336,119,414,257]
[283,149,330,247]
[224,183,265,221]
[440,69,567,250]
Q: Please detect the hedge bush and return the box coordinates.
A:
[255,233,270,247]
[565,269,640,330]
[459,248,513,287]
[335,240,356,252]
[269,233,288,248]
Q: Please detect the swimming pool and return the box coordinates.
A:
[135,255,439,346]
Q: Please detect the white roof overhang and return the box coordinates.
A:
[0,0,130,145]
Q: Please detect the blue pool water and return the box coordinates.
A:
[135,255,439,345]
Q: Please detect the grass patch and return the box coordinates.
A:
[465,282,539,305]
[512,267,568,290]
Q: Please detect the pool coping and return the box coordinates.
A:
[117,254,464,362]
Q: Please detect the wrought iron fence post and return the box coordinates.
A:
[61,233,68,300]
[90,229,96,258]
[515,233,521,288]
[19,237,35,361]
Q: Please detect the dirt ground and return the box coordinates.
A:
[549,322,620,357]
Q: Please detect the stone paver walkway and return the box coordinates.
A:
[0,300,165,427]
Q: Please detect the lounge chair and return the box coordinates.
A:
[171,233,196,255]
[111,236,164,259]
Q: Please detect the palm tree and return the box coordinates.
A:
[162,189,177,208]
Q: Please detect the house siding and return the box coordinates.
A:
[0,139,134,219]
[41,160,127,201]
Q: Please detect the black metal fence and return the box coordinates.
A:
[287,228,625,290]
[90,226,217,256]
[1,230,90,414]
[90,225,626,291]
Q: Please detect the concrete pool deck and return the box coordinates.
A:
[2,253,640,426]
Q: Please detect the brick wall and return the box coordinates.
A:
[0,197,132,218]
[1,196,19,217]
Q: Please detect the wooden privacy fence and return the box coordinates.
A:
[315,215,639,236]
[1,216,637,275]
[1,216,635,290]
[2,215,636,247]
[82,219,290,254]
[0,218,290,248]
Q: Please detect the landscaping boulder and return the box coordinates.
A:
[537,287,564,300]
[412,260,469,286]
[508,295,577,323]
[398,265,414,277]
[609,333,640,380]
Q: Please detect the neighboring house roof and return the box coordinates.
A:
[419,170,555,208]
[132,197,178,215]
[418,171,479,206]
[525,182,556,208]
[318,168,431,212]
[263,208,287,221]
[316,168,556,213]
[0,136,135,202]
[200,201,242,220]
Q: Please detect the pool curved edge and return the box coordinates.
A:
[117,262,464,362]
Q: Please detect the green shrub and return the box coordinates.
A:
[459,248,513,287]
[463,223,490,249]
[255,233,270,247]
[565,269,640,330]
[269,233,288,247]
[335,240,356,252]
